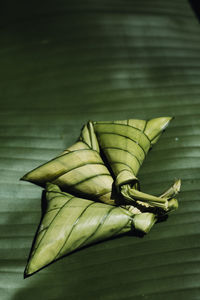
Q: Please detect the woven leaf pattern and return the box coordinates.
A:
[22,133,115,204]
[25,183,156,276]
[22,117,175,209]
[93,117,171,185]
[24,116,173,275]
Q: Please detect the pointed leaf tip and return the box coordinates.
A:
[24,265,34,278]
[174,179,181,193]
[145,116,173,143]
[20,175,27,181]
[160,179,181,199]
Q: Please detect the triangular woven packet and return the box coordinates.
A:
[25,183,156,276]
[21,122,116,205]
[93,117,177,210]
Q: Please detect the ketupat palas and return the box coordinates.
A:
[22,117,181,276]
[25,183,156,276]
[25,179,181,276]
[21,122,116,205]
[21,117,179,210]
[93,117,177,210]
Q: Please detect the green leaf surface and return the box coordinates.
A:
[1,0,200,299]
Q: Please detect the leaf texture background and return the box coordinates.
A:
[0,0,200,299]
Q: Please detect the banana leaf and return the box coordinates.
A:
[25,183,156,276]
[1,0,200,299]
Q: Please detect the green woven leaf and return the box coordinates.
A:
[1,0,200,299]
[93,117,178,209]
[22,118,179,210]
[21,123,116,205]
[25,183,156,276]
[93,117,171,181]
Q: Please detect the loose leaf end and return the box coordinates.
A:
[133,213,157,233]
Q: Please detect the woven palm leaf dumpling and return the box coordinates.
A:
[24,183,157,276]
[22,117,181,276]
[25,179,180,276]
[93,117,180,211]
[21,118,180,210]
[21,122,117,205]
